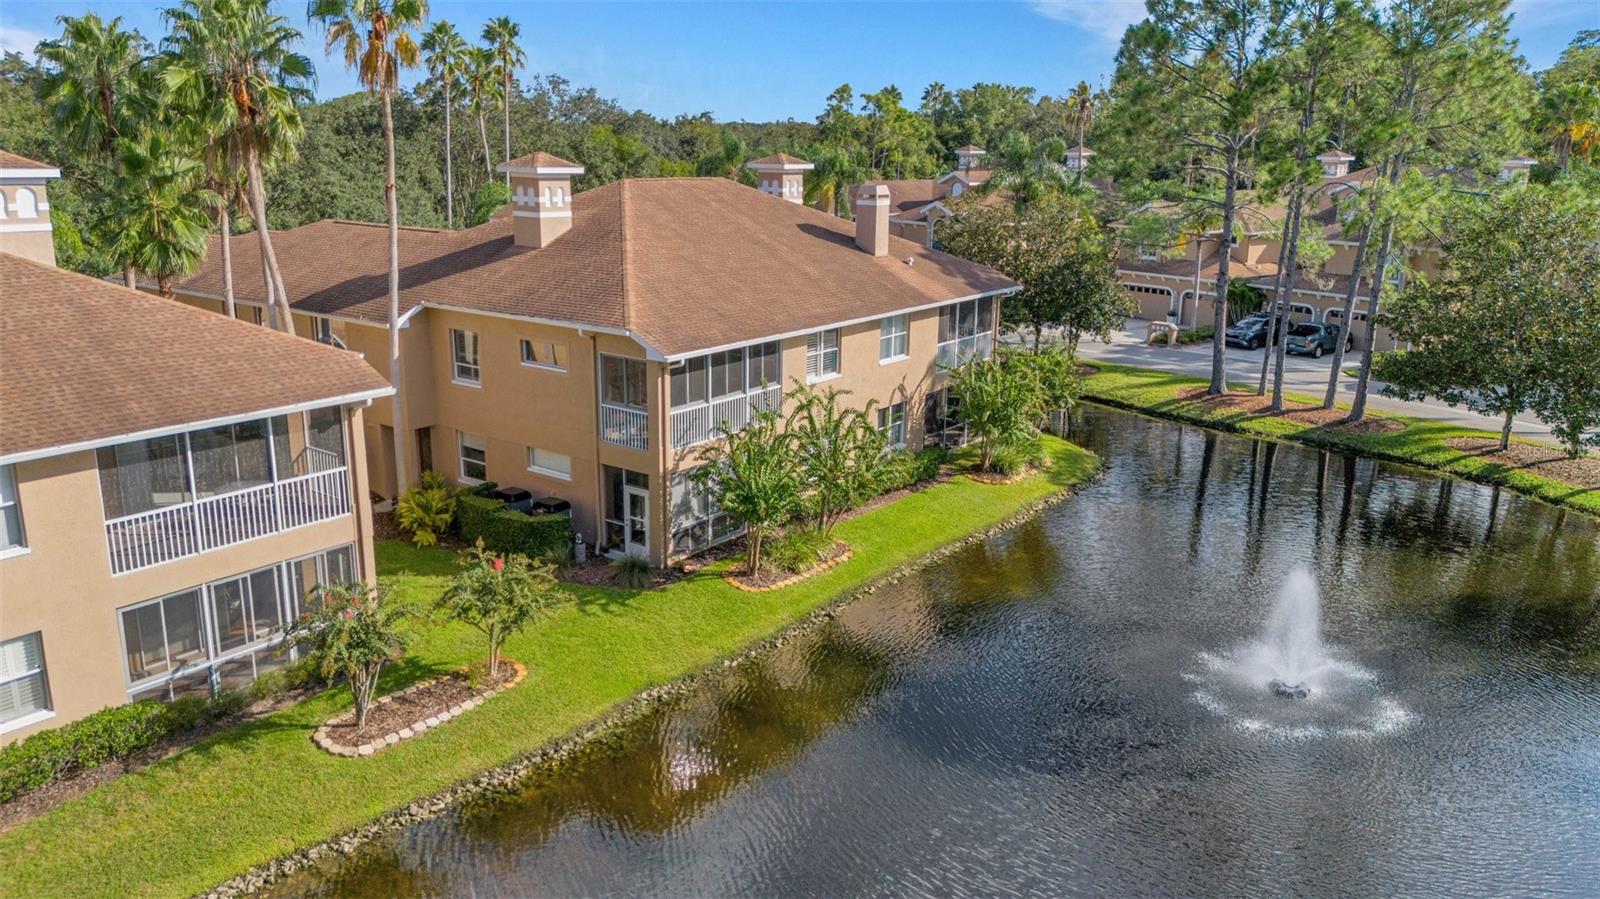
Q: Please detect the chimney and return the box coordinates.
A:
[0,151,61,267]
[1498,155,1536,182]
[497,152,585,248]
[1064,144,1096,173]
[854,184,890,257]
[953,145,986,173]
[1317,149,1355,178]
[745,154,814,203]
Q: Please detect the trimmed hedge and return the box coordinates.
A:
[877,446,949,495]
[455,493,573,560]
[1,702,173,803]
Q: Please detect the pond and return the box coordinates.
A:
[272,406,1600,897]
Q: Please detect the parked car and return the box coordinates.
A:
[1285,322,1352,358]
[1224,313,1272,349]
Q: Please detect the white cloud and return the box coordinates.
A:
[1028,0,1148,42]
[0,23,47,59]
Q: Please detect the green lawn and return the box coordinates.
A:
[0,437,1099,899]
[1082,362,1599,516]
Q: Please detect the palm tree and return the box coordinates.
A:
[695,132,750,181]
[165,77,245,317]
[37,14,153,286]
[481,17,524,186]
[97,131,216,297]
[983,131,1070,208]
[163,0,312,332]
[310,0,427,496]
[1065,80,1096,150]
[1541,82,1600,169]
[804,144,869,218]
[421,21,467,228]
[462,46,501,178]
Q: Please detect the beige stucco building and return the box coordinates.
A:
[0,156,393,743]
[169,153,1018,568]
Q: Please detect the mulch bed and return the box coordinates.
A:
[1443,438,1600,489]
[373,511,467,550]
[843,470,954,520]
[315,662,522,757]
[725,540,852,592]
[558,556,687,588]
[1176,387,1404,434]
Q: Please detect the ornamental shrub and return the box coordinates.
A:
[765,525,835,575]
[455,494,573,559]
[395,470,459,547]
[877,446,948,494]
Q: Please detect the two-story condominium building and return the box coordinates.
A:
[169,153,1019,567]
[0,157,393,742]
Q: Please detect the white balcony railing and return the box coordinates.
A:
[936,332,995,369]
[104,467,351,575]
[599,403,649,451]
[670,384,783,449]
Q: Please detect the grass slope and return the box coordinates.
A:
[1082,362,1598,515]
[0,437,1098,899]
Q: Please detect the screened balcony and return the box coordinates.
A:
[669,341,781,449]
[100,407,351,575]
[936,297,997,369]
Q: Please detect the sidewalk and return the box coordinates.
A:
[1065,320,1556,442]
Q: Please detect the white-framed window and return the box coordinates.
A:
[520,339,566,371]
[527,447,572,480]
[0,464,25,555]
[806,329,840,381]
[879,314,909,362]
[310,316,345,349]
[1136,244,1159,261]
[877,402,907,450]
[451,328,480,384]
[936,298,996,367]
[458,432,487,483]
[0,632,50,731]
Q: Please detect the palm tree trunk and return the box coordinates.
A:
[444,80,455,229]
[502,67,512,187]
[123,263,136,290]
[478,108,492,177]
[382,90,412,495]
[219,202,235,319]
[247,155,293,333]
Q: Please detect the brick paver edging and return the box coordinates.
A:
[723,542,854,593]
[311,660,528,758]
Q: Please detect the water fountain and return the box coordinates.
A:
[1185,567,1411,738]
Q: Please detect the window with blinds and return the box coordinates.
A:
[0,632,50,729]
[806,329,840,380]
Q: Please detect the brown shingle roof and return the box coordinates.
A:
[746,153,812,167]
[861,178,944,215]
[0,150,56,171]
[177,178,1018,357]
[1118,250,1279,282]
[0,253,391,461]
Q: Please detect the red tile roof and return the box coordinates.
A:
[1,253,391,460]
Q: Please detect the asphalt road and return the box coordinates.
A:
[1066,320,1556,441]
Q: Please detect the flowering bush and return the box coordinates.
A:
[436,539,569,677]
[286,581,408,727]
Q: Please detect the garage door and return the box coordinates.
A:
[1125,284,1174,321]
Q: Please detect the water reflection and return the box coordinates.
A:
[272,406,1600,899]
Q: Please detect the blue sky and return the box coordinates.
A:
[3,1,1595,122]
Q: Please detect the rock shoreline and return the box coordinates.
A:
[200,468,1102,898]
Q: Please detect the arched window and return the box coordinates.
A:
[14,188,37,218]
[0,192,8,219]
[542,187,552,207]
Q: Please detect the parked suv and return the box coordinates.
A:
[1285,322,1351,358]
[1224,313,1272,350]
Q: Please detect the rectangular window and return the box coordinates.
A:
[670,356,709,407]
[519,339,566,371]
[936,298,996,367]
[121,589,208,685]
[806,329,840,381]
[527,447,572,480]
[747,341,780,388]
[0,464,24,553]
[709,347,746,398]
[287,544,357,614]
[879,314,909,361]
[451,328,480,383]
[601,355,647,408]
[877,402,907,450]
[458,432,487,483]
[0,633,50,728]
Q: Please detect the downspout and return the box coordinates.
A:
[587,330,605,557]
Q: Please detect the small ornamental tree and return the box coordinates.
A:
[286,582,408,728]
[785,382,886,536]
[395,470,459,547]
[693,408,803,578]
[437,539,568,677]
[947,351,1047,472]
